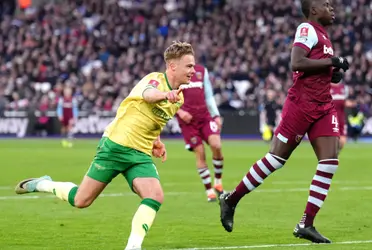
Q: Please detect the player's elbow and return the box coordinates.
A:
[142,95,154,103]
[291,61,301,72]
[142,89,156,103]
[291,57,307,72]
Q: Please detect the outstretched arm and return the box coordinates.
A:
[143,87,182,104]
[142,87,167,103]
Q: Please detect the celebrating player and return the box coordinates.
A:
[14,41,195,250]
[57,87,79,148]
[330,83,355,153]
[219,0,349,243]
[176,64,224,202]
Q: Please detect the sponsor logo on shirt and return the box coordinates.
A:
[323,45,334,55]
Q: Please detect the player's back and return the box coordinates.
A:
[289,21,334,108]
[104,72,183,155]
[181,64,210,120]
[331,83,346,114]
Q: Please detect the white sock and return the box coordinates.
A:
[125,234,143,250]
[214,178,222,185]
[125,203,158,250]
[36,180,77,201]
[206,188,214,196]
[36,180,54,192]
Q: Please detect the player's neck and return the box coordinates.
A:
[164,70,178,90]
[308,18,327,28]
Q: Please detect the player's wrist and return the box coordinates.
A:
[329,58,336,66]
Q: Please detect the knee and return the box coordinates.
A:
[209,140,222,152]
[155,192,164,204]
[133,178,164,204]
[74,197,93,209]
[147,189,164,204]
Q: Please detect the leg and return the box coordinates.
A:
[180,122,215,201]
[305,137,338,222]
[15,138,119,208]
[61,125,66,138]
[69,159,118,208]
[124,162,162,250]
[14,174,107,208]
[66,118,75,147]
[193,144,216,201]
[73,176,107,208]
[208,135,224,192]
[220,136,298,232]
[219,99,309,232]
[349,126,360,142]
[354,126,363,142]
[293,137,338,243]
[204,121,225,195]
[294,111,340,243]
[61,122,68,147]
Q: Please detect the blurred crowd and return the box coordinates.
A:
[0,0,371,117]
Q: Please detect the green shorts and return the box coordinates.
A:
[86,137,159,191]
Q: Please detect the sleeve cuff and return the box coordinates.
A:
[293,43,311,53]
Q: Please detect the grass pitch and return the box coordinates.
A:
[0,139,371,250]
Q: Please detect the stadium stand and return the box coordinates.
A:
[0,0,371,117]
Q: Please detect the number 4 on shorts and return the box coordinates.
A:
[332,115,338,128]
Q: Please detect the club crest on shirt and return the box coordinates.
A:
[148,79,160,88]
[196,72,202,80]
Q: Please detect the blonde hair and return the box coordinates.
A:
[164,41,194,63]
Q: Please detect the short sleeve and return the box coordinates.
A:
[131,73,164,99]
[293,23,318,52]
[344,85,349,98]
[140,76,163,94]
[144,79,161,90]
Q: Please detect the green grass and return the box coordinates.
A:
[0,139,371,250]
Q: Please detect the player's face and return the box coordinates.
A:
[316,0,335,26]
[64,88,72,97]
[174,54,196,86]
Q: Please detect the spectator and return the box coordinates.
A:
[0,0,370,118]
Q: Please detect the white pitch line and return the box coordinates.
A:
[1,186,372,201]
[1,180,371,190]
[271,180,371,185]
[0,192,190,200]
[171,240,372,250]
